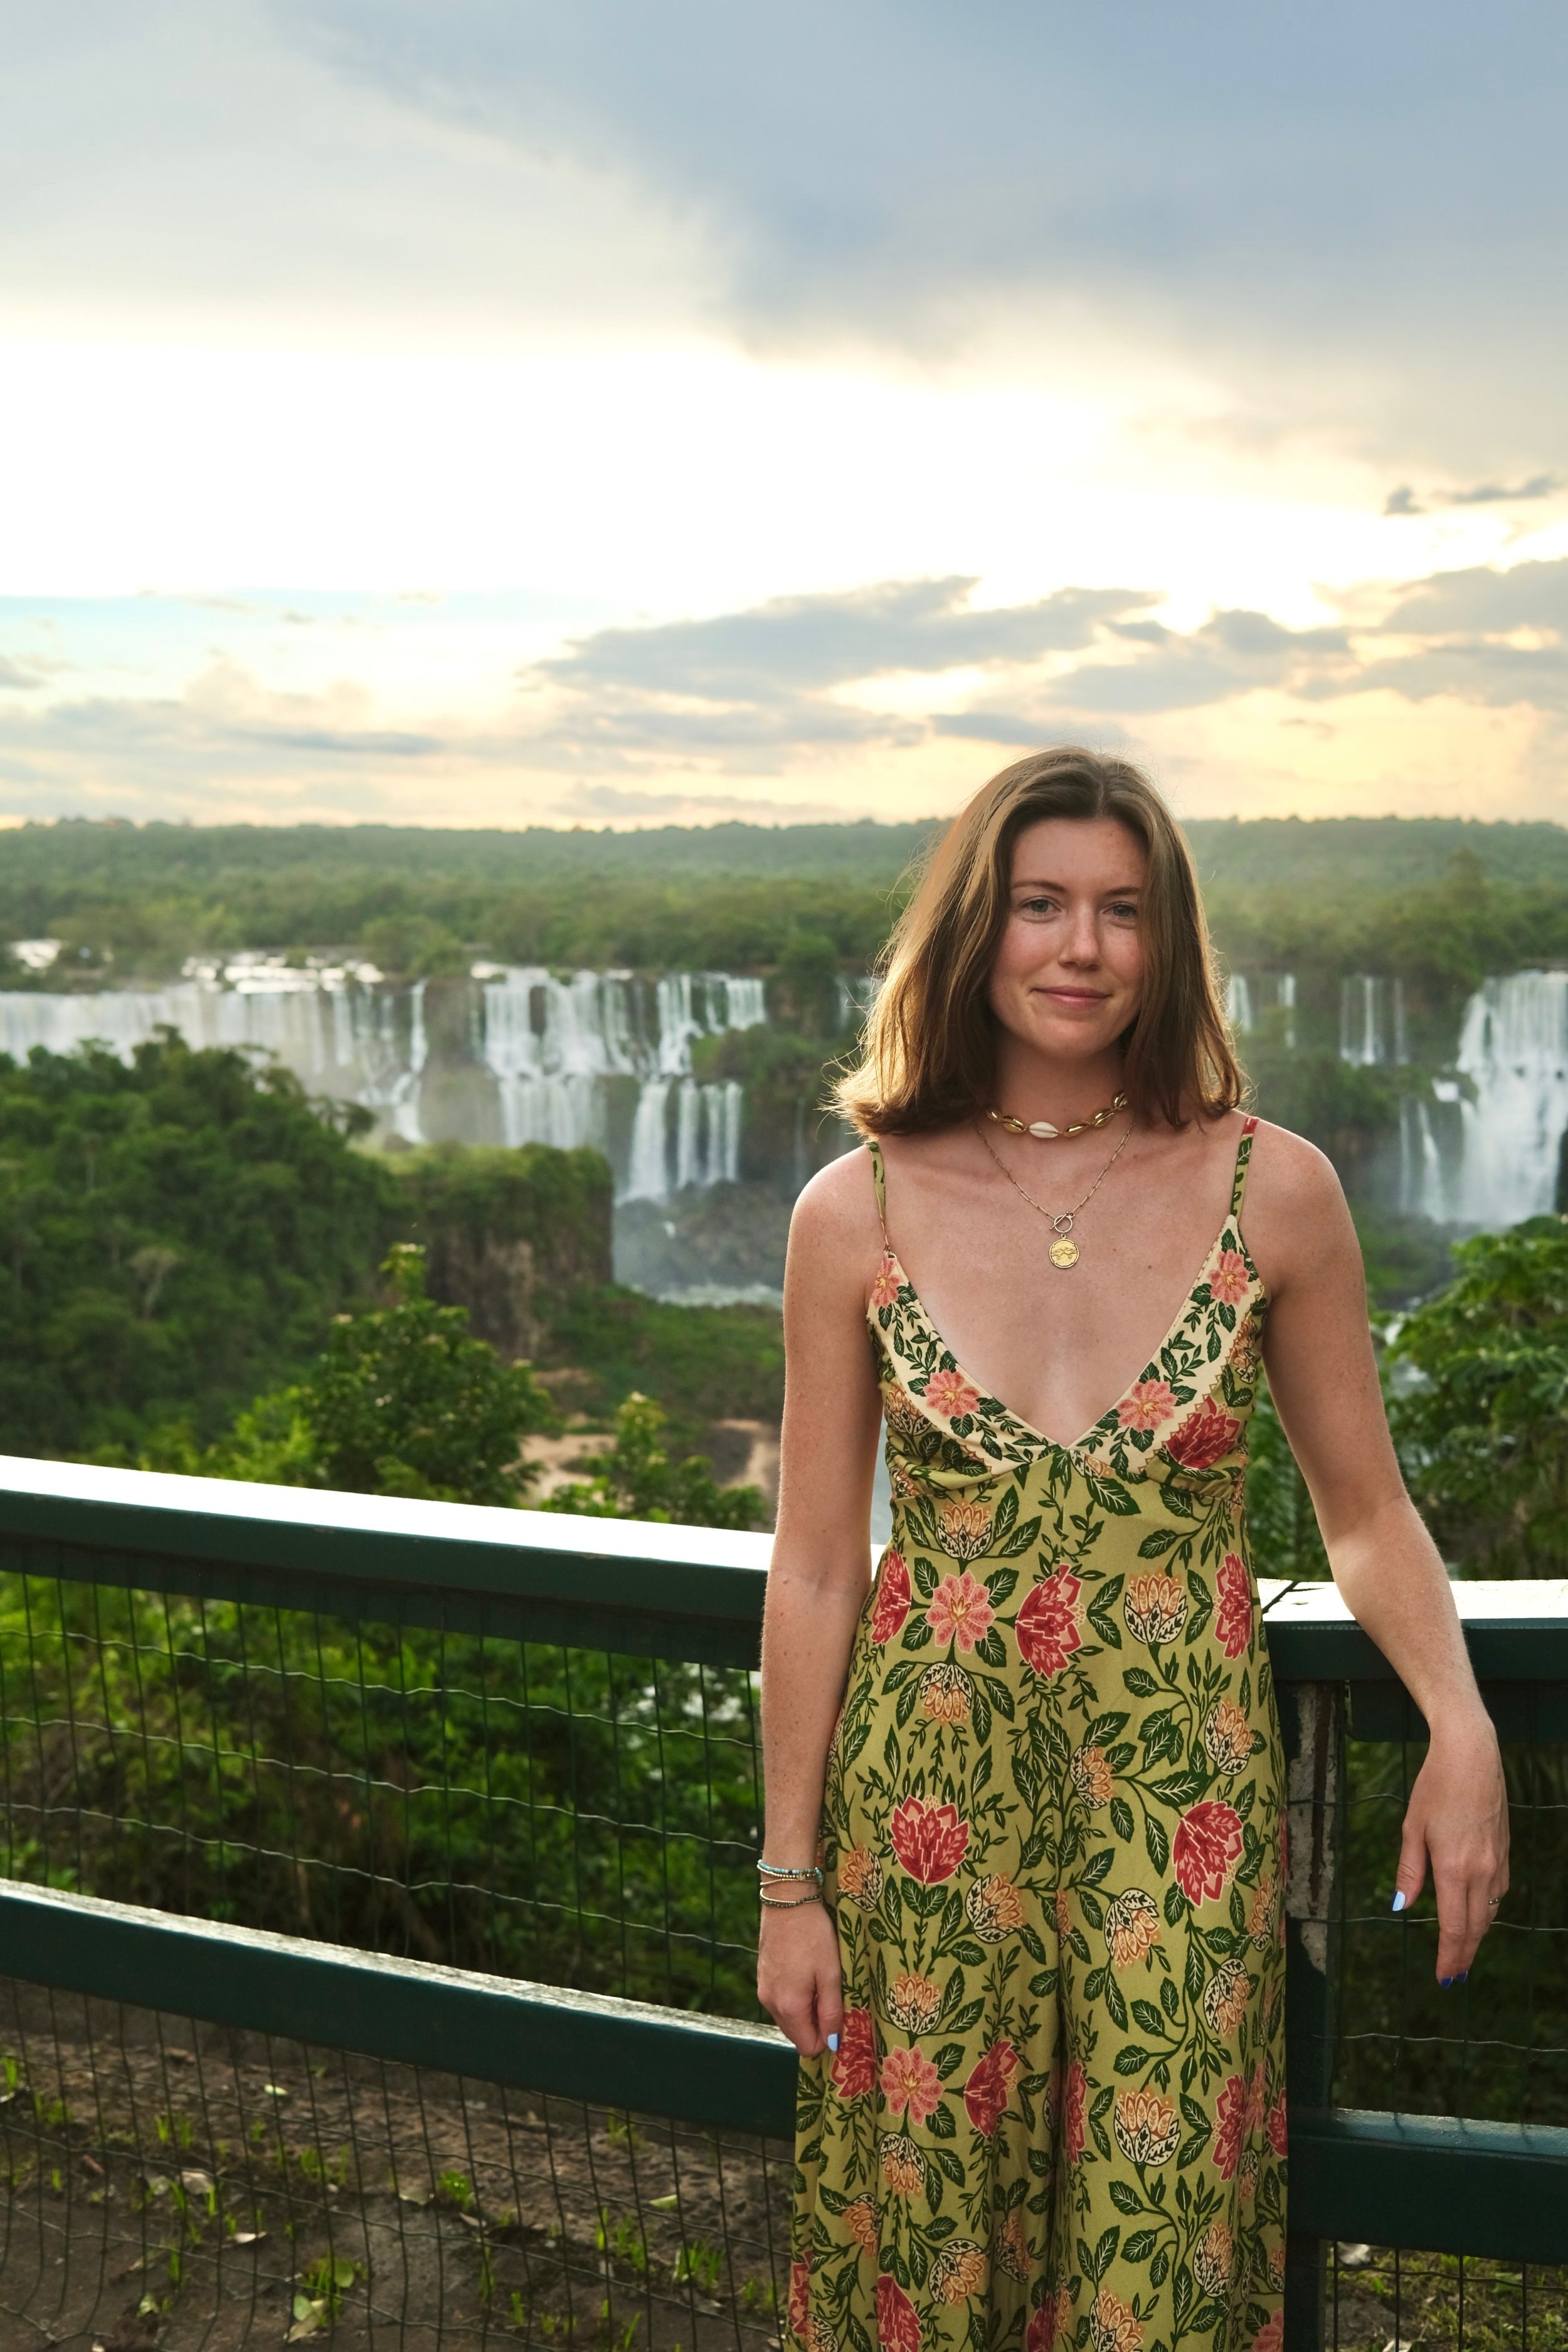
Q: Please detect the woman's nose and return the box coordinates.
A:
[1059,908,1101,963]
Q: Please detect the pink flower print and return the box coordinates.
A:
[1267,2091,1288,2157]
[830,2008,877,2100]
[924,1368,980,1421]
[1212,2074,1247,2180]
[1253,2319,1283,2352]
[927,1572,995,1654]
[1215,1551,1253,1660]
[876,2275,921,2352]
[1118,1379,1175,1432]
[1173,1801,1244,1905]
[1062,2057,1087,2163]
[1015,1571,1083,1678]
[889,1796,970,1885]
[961,2037,1020,2137]
[871,1256,901,1310]
[1167,1396,1242,1471]
[788,2261,812,2343]
[871,1552,911,1646]
[1210,1248,1250,1307]
[880,2045,944,2127]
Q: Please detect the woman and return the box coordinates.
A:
[759,748,1507,2352]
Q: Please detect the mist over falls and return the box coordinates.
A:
[4,958,1567,1297]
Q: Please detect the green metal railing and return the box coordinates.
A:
[0,1456,1564,2349]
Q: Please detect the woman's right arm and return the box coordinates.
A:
[756,1155,886,2057]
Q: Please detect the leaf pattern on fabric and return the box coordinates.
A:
[793,1120,1286,2352]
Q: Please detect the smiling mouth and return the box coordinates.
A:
[1039,987,1110,1006]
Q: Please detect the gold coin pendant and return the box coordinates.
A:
[1048,1236,1081,1270]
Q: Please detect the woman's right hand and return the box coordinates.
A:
[758,1901,845,2058]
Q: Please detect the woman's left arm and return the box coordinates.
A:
[1247,1123,1508,1986]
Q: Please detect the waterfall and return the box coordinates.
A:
[1276,974,1297,1051]
[1226,974,1253,1034]
[625,1078,673,1201]
[1339,975,1407,1067]
[476,965,761,1196]
[836,975,881,1032]
[0,967,433,1143]
[720,977,767,1029]
[1398,1095,1448,1220]
[3,959,768,1200]
[1448,972,1568,1227]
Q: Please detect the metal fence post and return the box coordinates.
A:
[1282,1678,1344,2352]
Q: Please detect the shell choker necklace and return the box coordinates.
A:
[985,1089,1126,1141]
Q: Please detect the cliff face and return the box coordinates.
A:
[391,1145,613,1362]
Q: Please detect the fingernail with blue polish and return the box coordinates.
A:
[826,2033,839,2053]
[1391,1892,1407,1914]
[1456,1971,1470,1984]
[1440,1976,1455,1989]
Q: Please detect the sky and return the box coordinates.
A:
[3,1,1568,831]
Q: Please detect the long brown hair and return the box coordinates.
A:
[835,746,1243,1135]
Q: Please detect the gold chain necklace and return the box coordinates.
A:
[976,1115,1133,1269]
[986,1089,1126,1141]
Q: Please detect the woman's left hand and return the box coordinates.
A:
[1392,1708,1509,1984]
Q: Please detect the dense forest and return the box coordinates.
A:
[7,813,1568,1001]
[3,811,1567,1569]
[0,1037,781,1495]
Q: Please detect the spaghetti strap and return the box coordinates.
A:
[867,1138,891,1248]
[1230,1113,1261,1221]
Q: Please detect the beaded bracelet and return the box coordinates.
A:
[759,1887,824,1910]
[756,1861,822,1883]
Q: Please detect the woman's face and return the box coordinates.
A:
[987,815,1147,1061]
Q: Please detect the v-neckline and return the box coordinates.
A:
[875,1219,1264,1459]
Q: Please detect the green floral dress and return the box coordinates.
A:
[791,1120,1286,2352]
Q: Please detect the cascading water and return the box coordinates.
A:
[1340,975,1407,1067]
[476,967,762,1199]
[0,958,763,1194]
[0,958,428,1132]
[1449,972,1568,1226]
[1226,974,1253,1032]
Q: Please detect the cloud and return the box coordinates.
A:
[1,2,1562,480]
[280,0,1568,462]
[544,577,1140,699]
[526,577,1157,762]
[5,554,1568,826]
[1036,610,1353,718]
[1446,473,1561,506]
[1384,474,1561,517]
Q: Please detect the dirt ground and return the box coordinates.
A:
[3,1986,1562,2352]
[0,1981,790,2352]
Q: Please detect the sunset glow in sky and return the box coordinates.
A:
[4,2,1567,829]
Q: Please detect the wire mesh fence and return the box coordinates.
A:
[0,1972,789,2352]
[1333,1717,1568,2124]
[1,1493,1567,2349]
[0,1572,763,2020]
[1325,2242,1568,2352]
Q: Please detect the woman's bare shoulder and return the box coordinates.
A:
[788,1143,886,1272]
[1239,1116,1359,1290]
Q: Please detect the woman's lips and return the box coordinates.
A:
[1039,988,1110,1007]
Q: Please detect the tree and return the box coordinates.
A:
[543,1392,767,1529]
[1388,1214,1568,1576]
[199,1244,558,1505]
[0,1034,396,1457]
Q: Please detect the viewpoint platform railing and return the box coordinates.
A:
[0,1456,1562,2349]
